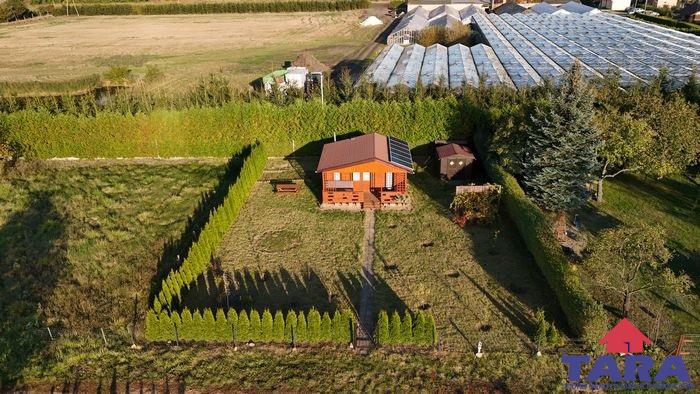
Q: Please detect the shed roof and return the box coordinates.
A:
[436,143,476,159]
[316,133,414,172]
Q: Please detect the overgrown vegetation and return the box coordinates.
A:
[450,185,501,226]
[0,0,32,22]
[374,310,436,346]
[414,24,473,47]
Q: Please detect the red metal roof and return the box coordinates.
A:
[316,133,413,172]
[436,143,475,160]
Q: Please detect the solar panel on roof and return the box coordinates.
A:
[387,136,413,170]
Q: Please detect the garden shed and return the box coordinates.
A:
[436,142,475,180]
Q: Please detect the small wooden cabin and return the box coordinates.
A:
[436,142,476,180]
[316,133,413,209]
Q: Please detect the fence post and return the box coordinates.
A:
[101,328,108,347]
[47,327,54,341]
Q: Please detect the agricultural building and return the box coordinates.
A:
[316,133,413,209]
[367,11,700,90]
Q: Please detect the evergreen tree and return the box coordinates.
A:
[413,311,427,346]
[171,310,182,337]
[426,314,437,346]
[375,311,389,345]
[158,311,174,342]
[331,310,343,343]
[284,310,297,343]
[518,64,601,214]
[401,310,413,344]
[214,309,229,341]
[249,309,261,342]
[202,309,216,341]
[533,309,549,348]
[192,310,205,341]
[145,309,159,341]
[307,309,321,343]
[320,312,332,342]
[237,310,250,343]
[273,310,285,342]
[389,311,402,345]
[153,298,162,314]
[261,309,273,343]
[296,311,308,343]
[547,324,560,346]
[180,308,194,340]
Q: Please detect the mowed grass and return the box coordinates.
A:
[182,170,365,313]
[577,174,700,345]
[374,169,565,352]
[0,12,380,92]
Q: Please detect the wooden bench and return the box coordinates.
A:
[274,182,300,194]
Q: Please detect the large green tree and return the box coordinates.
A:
[594,77,700,201]
[585,225,693,317]
[517,64,601,214]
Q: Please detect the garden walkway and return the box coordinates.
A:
[356,209,376,352]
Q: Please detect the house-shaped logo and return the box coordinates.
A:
[598,318,651,354]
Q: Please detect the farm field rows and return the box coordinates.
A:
[0,11,380,93]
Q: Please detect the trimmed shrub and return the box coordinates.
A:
[145,310,159,341]
[214,309,229,341]
[180,308,193,340]
[192,311,204,341]
[320,312,332,342]
[341,310,354,344]
[237,310,250,343]
[413,311,427,346]
[426,314,437,346]
[296,311,308,343]
[249,310,262,342]
[401,310,413,344]
[202,309,217,341]
[261,309,274,343]
[284,311,297,343]
[375,311,389,345]
[331,311,343,343]
[272,311,285,343]
[307,309,321,344]
[227,309,238,340]
[389,311,402,345]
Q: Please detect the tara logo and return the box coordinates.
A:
[598,318,651,354]
[561,319,693,390]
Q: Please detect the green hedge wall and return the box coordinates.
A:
[146,308,354,344]
[473,130,608,345]
[4,98,468,158]
[153,143,266,312]
[36,0,370,16]
[374,310,437,347]
[632,14,700,36]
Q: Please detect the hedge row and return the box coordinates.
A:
[153,143,266,312]
[4,98,467,158]
[632,14,700,36]
[146,307,354,344]
[473,130,608,344]
[374,310,437,347]
[36,0,369,16]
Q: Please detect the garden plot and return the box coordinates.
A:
[183,173,366,314]
[374,169,565,353]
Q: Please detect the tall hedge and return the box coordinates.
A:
[145,308,354,345]
[5,98,468,158]
[375,310,436,347]
[36,0,370,16]
[474,129,608,344]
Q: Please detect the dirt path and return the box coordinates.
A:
[356,209,376,351]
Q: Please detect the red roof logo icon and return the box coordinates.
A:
[598,318,651,354]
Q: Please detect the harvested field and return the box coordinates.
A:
[0,12,381,92]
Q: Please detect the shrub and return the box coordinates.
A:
[158,311,173,342]
[180,308,193,340]
[307,309,321,344]
[145,310,159,341]
[272,311,285,343]
[426,314,437,346]
[0,0,32,22]
[144,65,165,83]
[227,309,238,340]
[401,310,413,344]
[249,310,262,342]
[341,310,354,343]
[450,185,502,226]
[104,65,133,85]
[284,311,297,343]
[533,309,549,348]
[375,311,389,345]
[389,311,401,345]
[320,312,332,342]
[215,309,229,341]
[331,311,343,343]
[260,310,273,343]
[413,311,427,346]
[296,311,308,343]
[192,310,204,341]
[237,310,250,343]
[202,309,217,341]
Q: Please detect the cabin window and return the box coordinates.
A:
[449,160,455,166]
[333,172,341,181]
[362,172,370,181]
[458,161,464,166]
[352,172,361,181]
[385,172,393,190]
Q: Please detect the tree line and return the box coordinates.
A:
[146,307,354,345]
[374,310,437,347]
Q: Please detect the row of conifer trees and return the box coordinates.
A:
[145,307,354,345]
[153,144,266,313]
[375,310,437,347]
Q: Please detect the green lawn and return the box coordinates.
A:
[374,168,565,353]
[0,159,228,385]
[577,174,700,348]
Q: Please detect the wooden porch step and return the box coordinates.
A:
[363,191,380,209]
